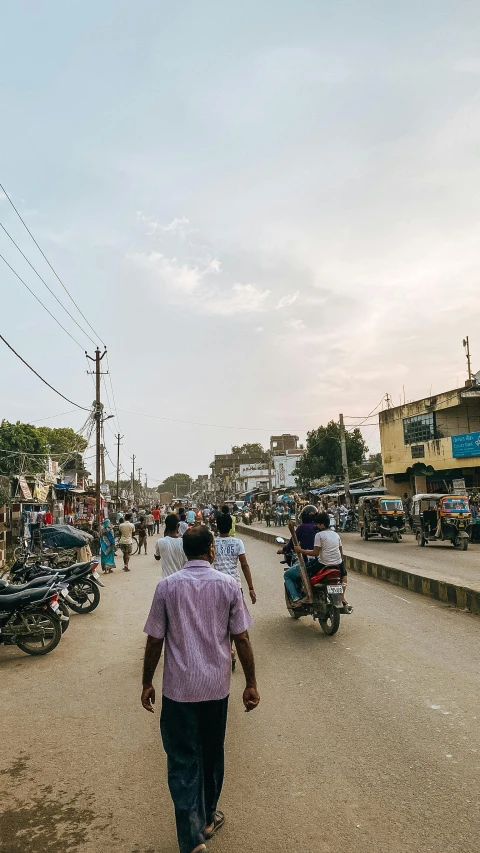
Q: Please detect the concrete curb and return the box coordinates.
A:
[236,524,480,615]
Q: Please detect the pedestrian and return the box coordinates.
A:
[146,510,154,537]
[152,506,161,534]
[44,509,53,525]
[178,511,189,536]
[154,514,187,577]
[264,503,271,527]
[138,516,148,554]
[119,512,135,571]
[186,507,196,525]
[100,519,116,573]
[142,526,259,853]
[214,512,256,670]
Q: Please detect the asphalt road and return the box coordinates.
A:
[1,535,479,853]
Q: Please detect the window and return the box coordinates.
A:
[380,499,404,512]
[403,412,435,444]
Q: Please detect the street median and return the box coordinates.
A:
[236,523,480,615]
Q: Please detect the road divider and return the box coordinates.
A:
[236,524,480,615]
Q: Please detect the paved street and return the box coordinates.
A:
[248,521,480,592]
[1,535,480,853]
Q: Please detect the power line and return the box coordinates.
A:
[0,251,85,350]
[0,222,98,348]
[117,408,289,432]
[0,182,105,346]
[32,409,80,423]
[0,332,90,411]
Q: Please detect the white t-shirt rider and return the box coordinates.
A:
[313,529,342,566]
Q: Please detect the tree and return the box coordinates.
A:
[157,473,192,497]
[0,420,49,477]
[231,443,264,456]
[294,421,368,488]
[36,426,88,456]
[365,453,383,477]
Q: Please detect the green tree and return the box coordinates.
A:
[0,420,49,476]
[231,443,264,456]
[294,421,368,489]
[365,452,383,477]
[37,426,88,456]
[157,473,192,496]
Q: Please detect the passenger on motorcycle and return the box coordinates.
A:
[294,512,351,610]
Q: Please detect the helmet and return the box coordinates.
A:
[301,504,317,523]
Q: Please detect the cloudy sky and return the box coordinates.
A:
[1,0,480,483]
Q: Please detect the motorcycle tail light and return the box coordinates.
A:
[49,593,59,603]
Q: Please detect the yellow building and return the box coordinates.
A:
[379,385,480,497]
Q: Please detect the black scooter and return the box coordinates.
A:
[0,581,64,655]
[8,557,104,614]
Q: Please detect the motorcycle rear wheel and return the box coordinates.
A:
[15,611,62,655]
[319,605,340,636]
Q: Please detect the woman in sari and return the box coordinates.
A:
[100,519,116,573]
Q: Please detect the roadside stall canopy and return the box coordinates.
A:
[41,524,93,549]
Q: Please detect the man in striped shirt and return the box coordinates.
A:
[142,526,259,853]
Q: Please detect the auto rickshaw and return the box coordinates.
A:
[358,495,405,543]
[412,494,471,550]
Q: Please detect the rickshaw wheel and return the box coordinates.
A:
[416,532,425,547]
[392,531,400,543]
[454,536,468,551]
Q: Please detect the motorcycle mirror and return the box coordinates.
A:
[276,537,285,544]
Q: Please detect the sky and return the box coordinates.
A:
[1,0,480,484]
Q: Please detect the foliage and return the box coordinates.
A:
[293,421,368,488]
[37,427,88,456]
[231,443,264,456]
[0,420,49,477]
[157,473,192,496]
[365,453,383,477]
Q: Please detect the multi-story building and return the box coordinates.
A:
[270,434,299,454]
[379,384,480,496]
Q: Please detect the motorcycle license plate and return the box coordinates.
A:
[92,571,100,580]
[50,602,60,612]
[327,585,343,595]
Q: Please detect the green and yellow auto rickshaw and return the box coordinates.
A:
[412,494,471,550]
[358,495,405,543]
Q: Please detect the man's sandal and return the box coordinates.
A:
[204,811,225,839]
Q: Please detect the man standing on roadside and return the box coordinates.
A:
[142,527,259,853]
[119,512,135,571]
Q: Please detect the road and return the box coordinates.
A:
[1,535,480,853]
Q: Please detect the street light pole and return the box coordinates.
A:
[339,413,351,508]
[116,434,123,511]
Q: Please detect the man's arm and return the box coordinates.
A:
[232,630,260,712]
[294,544,320,557]
[141,636,164,712]
[239,554,256,603]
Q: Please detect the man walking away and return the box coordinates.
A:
[142,527,259,853]
[146,510,155,537]
[119,512,135,571]
[264,502,271,527]
[154,514,187,577]
[138,516,148,554]
[152,505,161,534]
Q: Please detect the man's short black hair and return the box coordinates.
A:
[125,513,132,521]
[182,526,214,559]
[221,505,230,515]
[165,514,179,533]
[217,513,233,534]
[314,512,331,528]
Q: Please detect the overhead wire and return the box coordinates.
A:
[0,182,105,346]
[0,222,98,348]
[0,251,85,350]
[0,332,90,411]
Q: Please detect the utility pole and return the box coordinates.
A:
[100,443,106,484]
[268,438,273,505]
[463,336,472,384]
[339,413,351,508]
[131,454,136,505]
[116,434,123,511]
[86,347,107,531]
[137,468,142,506]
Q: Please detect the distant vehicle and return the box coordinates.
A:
[412,494,470,550]
[358,495,405,543]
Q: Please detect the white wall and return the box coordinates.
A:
[273,453,302,488]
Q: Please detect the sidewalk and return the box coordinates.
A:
[237,521,480,614]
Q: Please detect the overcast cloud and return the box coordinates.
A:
[1,0,480,482]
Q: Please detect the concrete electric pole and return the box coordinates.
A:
[339,413,351,508]
[86,347,107,531]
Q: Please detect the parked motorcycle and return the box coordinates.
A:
[0,583,64,655]
[0,574,71,632]
[8,557,104,614]
[277,536,350,636]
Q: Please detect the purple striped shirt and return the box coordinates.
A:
[144,559,252,702]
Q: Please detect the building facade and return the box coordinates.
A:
[379,385,480,496]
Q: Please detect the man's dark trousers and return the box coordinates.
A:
[160,695,229,853]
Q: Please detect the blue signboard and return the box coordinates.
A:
[451,431,480,459]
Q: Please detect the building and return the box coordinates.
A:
[238,462,270,494]
[379,384,480,497]
[210,449,266,500]
[270,434,299,454]
[270,434,304,490]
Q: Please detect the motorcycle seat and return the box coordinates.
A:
[0,585,53,610]
[0,576,57,594]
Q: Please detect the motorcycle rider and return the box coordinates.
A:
[280,506,318,604]
[294,512,351,611]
